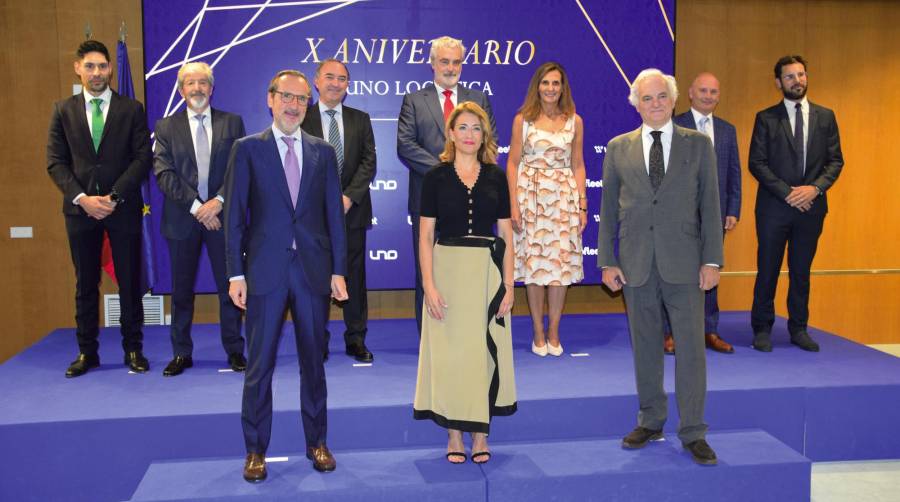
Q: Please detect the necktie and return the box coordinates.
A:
[794,102,804,178]
[194,114,210,201]
[324,109,344,177]
[90,98,104,152]
[699,116,712,142]
[649,130,664,192]
[442,89,454,124]
[282,136,301,208]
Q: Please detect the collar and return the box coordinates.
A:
[783,96,809,112]
[272,123,303,144]
[690,107,713,126]
[320,102,343,116]
[187,106,211,121]
[642,120,674,138]
[83,87,112,105]
[433,82,457,96]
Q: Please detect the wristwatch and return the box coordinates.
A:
[109,189,123,204]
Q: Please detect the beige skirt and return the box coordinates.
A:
[413,236,517,434]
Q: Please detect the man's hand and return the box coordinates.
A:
[342,195,353,214]
[785,186,818,211]
[724,216,738,231]
[78,195,116,220]
[602,266,627,292]
[229,279,247,310]
[195,199,223,231]
[331,275,349,301]
[699,265,720,291]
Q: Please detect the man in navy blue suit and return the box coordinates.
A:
[665,72,742,355]
[224,70,348,482]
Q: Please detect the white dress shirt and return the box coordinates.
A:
[433,82,458,110]
[187,107,222,215]
[784,97,809,167]
[641,120,674,174]
[319,102,344,145]
[690,108,715,146]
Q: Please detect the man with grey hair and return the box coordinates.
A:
[598,68,723,465]
[154,61,248,376]
[397,35,496,334]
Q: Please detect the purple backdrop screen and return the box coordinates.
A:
[142,0,675,293]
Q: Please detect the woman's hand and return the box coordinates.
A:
[496,286,515,318]
[579,210,587,234]
[424,286,448,321]
[510,200,523,233]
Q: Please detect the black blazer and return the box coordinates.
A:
[47,91,152,231]
[153,108,246,239]
[748,101,843,217]
[301,103,376,229]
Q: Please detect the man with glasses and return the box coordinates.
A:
[224,70,348,482]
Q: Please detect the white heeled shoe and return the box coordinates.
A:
[531,341,548,357]
[547,341,563,357]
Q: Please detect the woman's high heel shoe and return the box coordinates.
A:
[547,341,563,356]
[531,341,548,357]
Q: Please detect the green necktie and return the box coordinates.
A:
[90,98,104,152]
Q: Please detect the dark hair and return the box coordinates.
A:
[774,55,807,79]
[518,61,575,122]
[267,69,310,93]
[77,40,110,62]
[315,58,350,80]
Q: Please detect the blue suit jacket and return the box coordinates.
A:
[674,111,742,221]
[224,127,347,296]
[153,108,246,240]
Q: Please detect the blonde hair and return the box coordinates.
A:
[439,102,497,165]
[518,61,575,122]
[177,62,214,88]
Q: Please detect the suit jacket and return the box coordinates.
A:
[47,91,152,231]
[153,108,246,240]
[301,103,376,229]
[673,111,741,221]
[597,124,724,287]
[397,84,496,213]
[748,101,843,217]
[224,128,347,296]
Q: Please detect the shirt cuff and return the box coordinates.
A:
[215,195,224,203]
[229,275,245,282]
[189,199,202,215]
[704,264,720,268]
[73,193,87,205]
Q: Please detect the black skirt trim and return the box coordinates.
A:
[413,409,489,434]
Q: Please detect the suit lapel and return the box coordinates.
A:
[659,126,686,194]
[423,86,445,133]
[306,102,325,138]
[72,94,95,157]
[340,107,353,165]
[210,108,225,165]
[297,131,317,212]
[805,104,820,173]
[777,104,797,156]
[625,128,654,194]
[99,92,119,149]
[263,128,294,211]
[174,112,197,174]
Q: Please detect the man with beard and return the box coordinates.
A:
[225,70,348,481]
[153,62,248,376]
[748,55,844,352]
[47,40,152,377]
[397,35,496,334]
[302,58,377,363]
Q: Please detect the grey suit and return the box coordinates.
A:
[598,124,723,443]
[396,84,495,333]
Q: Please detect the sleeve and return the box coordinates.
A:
[748,111,792,200]
[47,101,85,202]
[112,101,153,196]
[811,110,844,193]
[344,112,377,203]
[397,93,440,176]
[153,118,197,209]
[419,167,439,217]
[495,166,511,219]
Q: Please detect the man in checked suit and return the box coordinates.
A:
[397,35,496,334]
[749,55,843,353]
[225,70,348,482]
[47,40,152,378]
[302,58,377,363]
[664,72,742,355]
[598,69,724,465]
[153,62,247,376]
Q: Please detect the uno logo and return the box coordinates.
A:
[369,249,399,261]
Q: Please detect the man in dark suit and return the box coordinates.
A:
[749,55,843,352]
[302,58,376,363]
[47,40,152,378]
[598,69,724,465]
[153,62,247,376]
[225,70,348,482]
[397,35,496,334]
[664,72,742,355]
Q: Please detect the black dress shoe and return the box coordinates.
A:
[228,353,247,372]
[124,351,150,373]
[163,356,193,376]
[683,439,718,465]
[345,343,374,363]
[621,426,663,449]
[65,353,100,378]
[752,332,772,352]
[790,331,820,352]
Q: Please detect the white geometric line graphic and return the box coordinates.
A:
[146,0,362,80]
[163,0,211,118]
[574,0,631,87]
[206,0,350,11]
[657,0,675,41]
[147,10,204,75]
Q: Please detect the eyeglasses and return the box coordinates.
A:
[272,90,309,105]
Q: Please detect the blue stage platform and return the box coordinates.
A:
[1,312,898,501]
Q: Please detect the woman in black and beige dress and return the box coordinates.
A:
[413,101,517,465]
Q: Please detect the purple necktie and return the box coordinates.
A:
[282,136,301,207]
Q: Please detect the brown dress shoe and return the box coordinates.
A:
[705,333,734,353]
[307,445,336,472]
[663,333,675,355]
[243,453,267,482]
